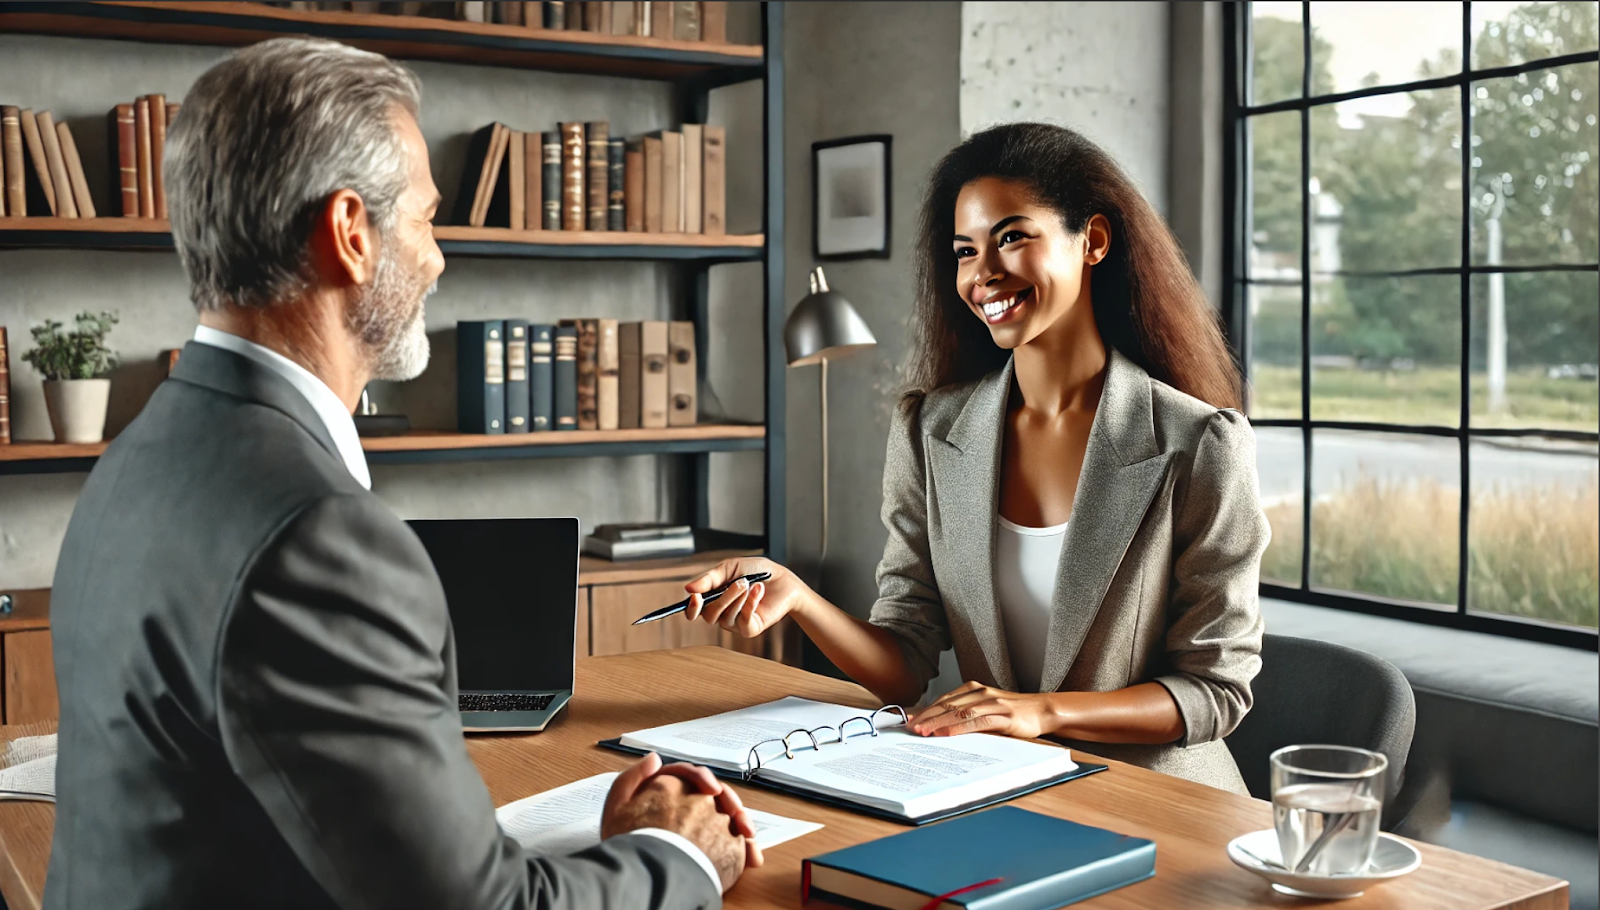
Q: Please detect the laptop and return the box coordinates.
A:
[408,516,580,733]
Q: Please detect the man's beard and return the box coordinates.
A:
[349,238,435,382]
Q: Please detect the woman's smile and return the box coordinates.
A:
[975,286,1034,324]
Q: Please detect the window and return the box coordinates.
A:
[1225,2,1599,646]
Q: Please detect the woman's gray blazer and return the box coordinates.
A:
[868,348,1270,793]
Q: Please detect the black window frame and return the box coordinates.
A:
[1221,1,1600,650]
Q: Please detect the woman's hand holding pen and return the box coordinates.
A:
[684,558,816,638]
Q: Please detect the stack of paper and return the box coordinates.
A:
[0,733,56,802]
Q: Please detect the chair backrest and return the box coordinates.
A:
[1225,634,1417,828]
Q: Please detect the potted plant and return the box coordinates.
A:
[22,311,119,445]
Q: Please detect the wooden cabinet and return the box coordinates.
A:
[0,591,57,725]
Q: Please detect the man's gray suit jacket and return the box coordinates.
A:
[44,341,718,910]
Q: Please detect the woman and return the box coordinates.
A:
[684,123,1268,793]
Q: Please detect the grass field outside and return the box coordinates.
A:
[1260,472,1599,630]
[1248,363,1600,431]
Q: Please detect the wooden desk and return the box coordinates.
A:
[0,647,1568,910]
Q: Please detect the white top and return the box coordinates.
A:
[191,325,372,490]
[191,327,721,893]
[996,515,1069,693]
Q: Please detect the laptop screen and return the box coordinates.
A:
[407,517,579,693]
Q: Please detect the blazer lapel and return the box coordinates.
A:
[927,359,1018,691]
[1036,348,1173,694]
[169,340,343,463]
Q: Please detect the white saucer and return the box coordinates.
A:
[1226,828,1422,898]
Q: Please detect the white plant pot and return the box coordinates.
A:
[42,378,111,444]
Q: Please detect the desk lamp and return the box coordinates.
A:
[785,266,877,566]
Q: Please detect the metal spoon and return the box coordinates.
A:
[1293,812,1357,874]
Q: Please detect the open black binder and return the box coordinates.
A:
[596,737,1108,826]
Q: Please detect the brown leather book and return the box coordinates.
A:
[639,320,669,428]
[165,102,180,129]
[560,122,585,230]
[56,121,96,218]
[701,1,725,41]
[624,138,644,231]
[617,321,642,429]
[135,98,154,218]
[507,128,525,230]
[165,348,182,375]
[560,318,600,430]
[583,0,603,30]
[649,0,671,39]
[2,106,24,216]
[609,0,633,34]
[634,1,650,35]
[702,124,725,235]
[667,320,696,426]
[20,109,57,215]
[36,112,78,218]
[564,0,584,28]
[471,122,509,227]
[108,104,137,217]
[585,121,608,231]
[523,1,540,26]
[656,130,681,234]
[682,122,702,234]
[596,317,619,431]
[0,327,11,445]
[671,0,697,39]
[524,130,541,232]
[148,94,167,219]
[642,134,662,233]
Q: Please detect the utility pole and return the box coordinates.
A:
[1486,183,1507,414]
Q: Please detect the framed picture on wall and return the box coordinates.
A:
[812,135,892,261]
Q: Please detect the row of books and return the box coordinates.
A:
[455,121,726,233]
[261,2,732,42]
[458,319,697,434]
[0,328,11,444]
[0,97,181,220]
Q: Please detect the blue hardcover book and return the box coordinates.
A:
[553,325,579,431]
[529,324,555,432]
[802,807,1155,910]
[504,319,530,434]
[457,320,506,434]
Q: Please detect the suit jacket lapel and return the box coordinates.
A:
[1036,348,1173,694]
[928,359,1017,691]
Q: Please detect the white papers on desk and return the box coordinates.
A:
[618,696,1078,820]
[495,771,823,856]
[0,733,56,802]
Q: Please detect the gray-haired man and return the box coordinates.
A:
[45,37,755,910]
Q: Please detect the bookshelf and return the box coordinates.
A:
[0,2,789,565]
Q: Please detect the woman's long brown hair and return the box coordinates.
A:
[909,122,1241,410]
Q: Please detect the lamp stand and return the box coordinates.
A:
[819,356,830,570]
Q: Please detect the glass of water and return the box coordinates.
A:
[1270,744,1387,876]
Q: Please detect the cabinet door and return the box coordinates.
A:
[3,630,59,725]
[589,580,723,657]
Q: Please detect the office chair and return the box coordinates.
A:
[1225,633,1418,829]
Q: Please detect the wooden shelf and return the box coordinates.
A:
[0,426,765,474]
[0,219,765,261]
[0,1,764,84]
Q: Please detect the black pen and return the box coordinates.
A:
[631,572,772,625]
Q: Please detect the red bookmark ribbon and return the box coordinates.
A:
[919,877,1004,910]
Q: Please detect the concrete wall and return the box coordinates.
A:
[0,27,765,585]
[779,2,962,635]
[960,1,1171,215]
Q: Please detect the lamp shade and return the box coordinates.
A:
[784,267,877,366]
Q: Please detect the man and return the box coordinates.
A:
[46,37,756,910]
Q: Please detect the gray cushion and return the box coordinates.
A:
[1261,599,1598,833]
[1415,799,1598,910]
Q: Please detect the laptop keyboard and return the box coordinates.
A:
[459,692,555,713]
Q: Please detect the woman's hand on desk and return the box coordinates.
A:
[684,557,817,638]
[909,682,1060,740]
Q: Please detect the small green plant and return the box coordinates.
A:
[21,311,119,381]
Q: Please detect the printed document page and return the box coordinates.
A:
[496,771,824,856]
[617,697,1076,818]
[0,733,57,802]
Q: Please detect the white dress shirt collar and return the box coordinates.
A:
[191,325,372,490]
